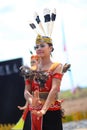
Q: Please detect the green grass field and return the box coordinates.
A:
[59,87,87,100]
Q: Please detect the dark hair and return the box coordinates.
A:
[47,43,54,52]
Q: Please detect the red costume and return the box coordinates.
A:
[27,63,63,130]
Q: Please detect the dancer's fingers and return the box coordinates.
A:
[34,90,39,99]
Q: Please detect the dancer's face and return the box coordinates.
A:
[34,43,52,58]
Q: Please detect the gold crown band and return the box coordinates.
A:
[36,34,52,44]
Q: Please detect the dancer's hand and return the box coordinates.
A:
[24,90,41,106]
[17,105,27,110]
[32,90,41,107]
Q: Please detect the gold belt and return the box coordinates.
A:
[32,91,58,105]
[39,92,49,100]
[32,92,49,100]
[39,92,58,100]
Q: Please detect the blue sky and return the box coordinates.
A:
[0,0,87,91]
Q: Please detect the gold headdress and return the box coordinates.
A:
[29,8,56,44]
